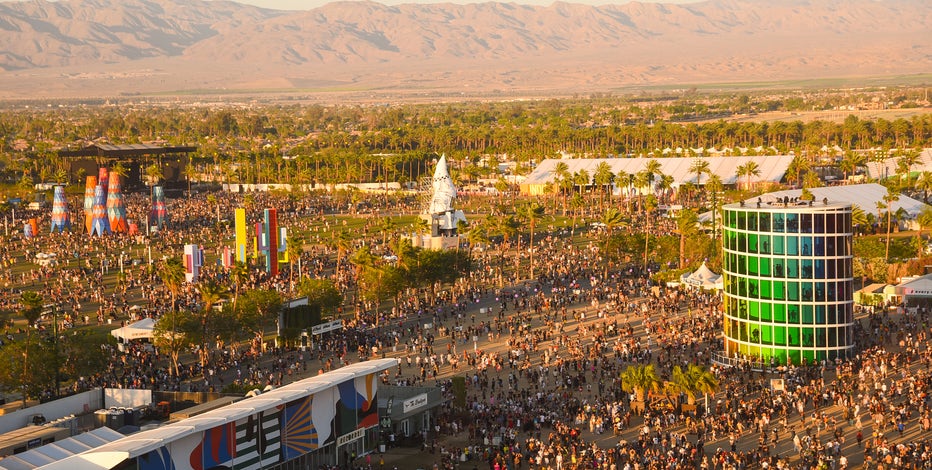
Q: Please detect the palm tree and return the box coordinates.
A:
[915,171,932,203]
[643,195,658,272]
[620,364,661,407]
[380,216,397,246]
[736,161,761,190]
[197,279,230,366]
[785,155,811,188]
[670,364,719,406]
[802,171,822,189]
[676,209,700,269]
[229,261,249,311]
[838,151,864,184]
[599,208,627,278]
[333,230,353,281]
[593,161,614,212]
[517,202,546,280]
[915,206,932,259]
[552,161,572,216]
[689,158,710,206]
[158,257,186,311]
[851,204,869,236]
[883,187,900,263]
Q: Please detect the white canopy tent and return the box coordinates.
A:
[680,262,723,290]
[109,318,156,343]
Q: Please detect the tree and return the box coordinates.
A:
[736,161,761,190]
[296,278,343,319]
[689,158,710,206]
[620,364,661,404]
[670,364,719,406]
[883,186,900,263]
[676,208,700,269]
[851,205,869,236]
[593,161,615,211]
[643,194,658,271]
[153,310,195,377]
[238,289,283,348]
[0,337,57,403]
[195,279,230,366]
[552,161,572,215]
[158,257,186,311]
[517,202,546,280]
[916,206,932,259]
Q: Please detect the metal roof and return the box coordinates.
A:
[0,428,124,470]
[58,144,197,158]
[863,148,932,180]
[523,155,796,187]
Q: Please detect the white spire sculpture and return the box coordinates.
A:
[424,155,466,236]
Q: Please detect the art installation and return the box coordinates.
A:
[90,185,111,236]
[50,185,71,233]
[106,172,128,233]
[256,208,288,276]
[183,244,204,283]
[23,219,37,238]
[234,208,248,263]
[150,185,167,230]
[221,246,233,269]
[97,167,109,194]
[84,176,97,235]
[426,154,467,236]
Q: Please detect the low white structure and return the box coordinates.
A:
[109,318,156,343]
[680,262,723,290]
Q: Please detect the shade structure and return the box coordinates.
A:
[106,173,128,233]
[184,244,204,283]
[84,176,97,235]
[149,185,167,230]
[90,185,111,236]
[50,185,71,233]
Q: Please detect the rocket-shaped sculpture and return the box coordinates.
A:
[84,176,97,235]
[90,185,111,236]
[50,186,71,233]
[106,173,128,233]
[150,185,167,230]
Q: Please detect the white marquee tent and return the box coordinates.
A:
[109,318,156,343]
[680,262,723,290]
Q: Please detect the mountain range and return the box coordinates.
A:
[0,0,929,100]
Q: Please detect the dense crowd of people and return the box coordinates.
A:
[2,189,932,470]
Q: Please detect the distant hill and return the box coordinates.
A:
[0,0,928,99]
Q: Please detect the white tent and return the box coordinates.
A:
[109,318,156,342]
[680,262,723,290]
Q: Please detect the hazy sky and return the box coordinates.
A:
[235,0,704,11]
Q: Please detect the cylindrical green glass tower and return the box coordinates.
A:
[721,200,855,366]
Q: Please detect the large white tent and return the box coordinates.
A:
[521,155,796,195]
[109,318,156,343]
[680,262,723,290]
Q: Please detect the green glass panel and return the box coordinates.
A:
[816,305,826,324]
[761,302,772,321]
[760,235,771,254]
[788,327,800,346]
[760,280,772,300]
[802,282,813,301]
[748,213,758,231]
[815,328,826,347]
[749,233,758,253]
[773,213,785,232]
[802,305,813,324]
[737,211,747,230]
[801,259,813,279]
[787,305,799,323]
[749,301,759,321]
[787,236,798,255]
[760,257,771,276]
[773,281,785,300]
[774,304,786,322]
[773,236,784,255]
[748,257,759,276]
[787,282,799,301]
[801,236,813,255]
[786,259,798,278]
[803,350,815,365]
[761,325,773,344]
[788,349,801,366]
[786,213,799,233]
[759,214,771,232]
[802,327,815,347]
[775,326,786,345]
